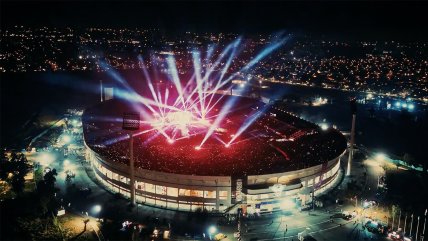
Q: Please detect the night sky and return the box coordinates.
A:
[1,1,428,39]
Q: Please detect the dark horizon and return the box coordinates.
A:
[2,1,428,40]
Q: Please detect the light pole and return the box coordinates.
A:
[100,79,103,102]
[377,175,380,187]
[92,204,102,220]
[346,98,357,176]
[416,216,420,241]
[123,112,140,206]
[398,209,402,231]
[404,213,407,237]
[208,226,217,240]
[422,209,427,241]
[392,209,395,231]
[312,188,315,211]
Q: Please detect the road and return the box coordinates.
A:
[238,152,390,241]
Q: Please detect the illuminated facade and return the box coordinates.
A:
[85,142,344,213]
[86,144,232,212]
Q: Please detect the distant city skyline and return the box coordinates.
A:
[1,27,426,102]
[2,1,428,40]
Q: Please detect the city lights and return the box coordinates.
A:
[320,123,329,130]
[37,152,55,166]
[375,153,386,161]
[92,205,102,214]
[63,135,72,143]
[208,226,217,234]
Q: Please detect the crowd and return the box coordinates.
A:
[83,102,347,176]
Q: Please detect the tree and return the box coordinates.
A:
[0,151,31,195]
[11,175,26,194]
[44,168,58,188]
[36,169,59,216]
[0,151,11,180]
[391,205,401,219]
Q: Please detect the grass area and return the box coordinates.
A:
[59,213,99,241]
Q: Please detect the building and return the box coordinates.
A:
[83,95,347,213]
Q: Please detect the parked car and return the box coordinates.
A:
[214,233,227,240]
[299,205,312,211]
[330,213,352,220]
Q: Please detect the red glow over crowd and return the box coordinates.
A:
[83,96,347,176]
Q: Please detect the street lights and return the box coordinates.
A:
[208,226,217,240]
[92,204,102,219]
[398,209,402,231]
[375,153,386,162]
[377,175,380,187]
[392,209,395,231]
[123,112,140,206]
[422,209,427,241]
[346,97,357,176]
[93,205,102,213]
[208,226,217,234]
[63,135,72,143]
[404,213,407,237]
[416,216,420,241]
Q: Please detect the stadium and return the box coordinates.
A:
[83,92,347,214]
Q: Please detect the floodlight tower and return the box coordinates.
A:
[123,112,140,206]
[346,97,357,176]
[100,79,104,102]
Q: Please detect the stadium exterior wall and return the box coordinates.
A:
[243,152,344,213]
[85,141,344,213]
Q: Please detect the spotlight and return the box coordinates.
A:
[63,135,72,143]
[320,123,328,131]
[195,146,201,150]
[375,153,386,161]
[208,226,217,234]
[225,144,230,148]
[93,205,102,213]
[168,139,174,144]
